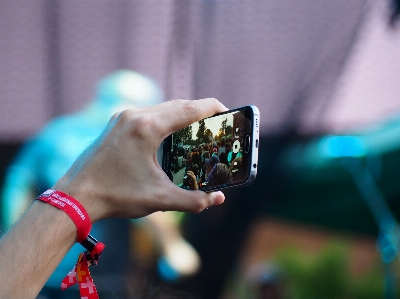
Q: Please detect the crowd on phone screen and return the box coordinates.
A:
[172,138,243,190]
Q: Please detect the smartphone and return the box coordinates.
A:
[162,105,259,192]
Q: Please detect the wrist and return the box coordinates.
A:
[35,199,78,242]
[36,189,106,298]
[37,189,92,243]
[52,178,104,223]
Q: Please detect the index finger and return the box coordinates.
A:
[154,98,228,138]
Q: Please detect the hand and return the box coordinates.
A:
[185,171,199,190]
[54,98,227,222]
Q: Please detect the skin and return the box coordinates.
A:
[186,170,199,190]
[0,98,227,299]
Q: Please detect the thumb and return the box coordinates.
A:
[161,185,225,214]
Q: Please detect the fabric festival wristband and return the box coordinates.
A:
[37,189,92,243]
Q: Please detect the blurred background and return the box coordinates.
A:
[2,0,400,298]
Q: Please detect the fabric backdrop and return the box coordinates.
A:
[2,0,400,142]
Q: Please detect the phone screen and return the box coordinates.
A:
[162,106,259,191]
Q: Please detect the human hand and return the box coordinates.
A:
[53,98,227,222]
[185,171,199,190]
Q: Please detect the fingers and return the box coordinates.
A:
[159,183,225,214]
[138,99,189,113]
[186,171,195,178]
[108,98,227,145]
[152,98,228,138]
[183,190,225,213]
[107,99,189,129]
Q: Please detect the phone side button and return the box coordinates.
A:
[244,135,250,153]
[255,139,258,148]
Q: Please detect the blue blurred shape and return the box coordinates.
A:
[318,135,366,158]
[157,257,180,282]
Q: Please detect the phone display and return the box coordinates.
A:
[162,105,259,192]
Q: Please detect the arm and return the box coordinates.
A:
[0,201,76,299]
[0,98,227,299]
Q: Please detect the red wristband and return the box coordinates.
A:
[38,189,105,299]
[37,189,92,243]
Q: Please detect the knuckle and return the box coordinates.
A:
[117,108,165,140]
[170,99,185,106]
[130,114,155,139]
[180,101,199,118]
[117,109,135,125]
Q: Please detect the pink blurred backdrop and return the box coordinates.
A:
[1,0,400,141]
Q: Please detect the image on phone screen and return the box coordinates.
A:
[162,106,259,192]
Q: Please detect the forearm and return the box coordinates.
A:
[0,201,76,299]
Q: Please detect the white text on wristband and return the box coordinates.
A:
[37,189,91,243]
